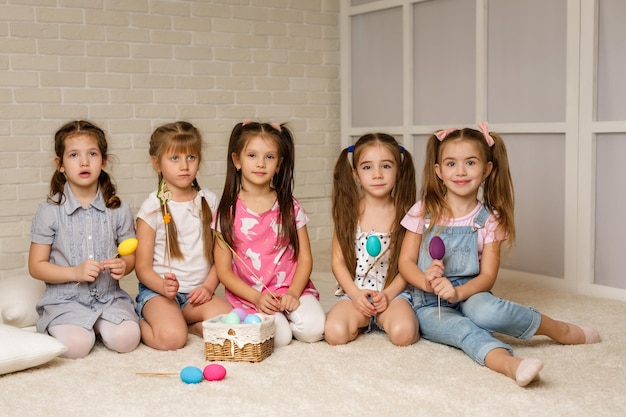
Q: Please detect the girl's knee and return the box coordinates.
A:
[142,323,188,350]
[101,321,141,353]
[386,320,419,346]
[49,325,95,359]
[295,314,325,343]
[273,325,293,347]
[324,320,352,345]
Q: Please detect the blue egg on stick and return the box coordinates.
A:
[366,235,382,257]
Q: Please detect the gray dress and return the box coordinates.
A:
[31,183,138,334]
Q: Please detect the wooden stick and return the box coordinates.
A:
[135,372,177,377]
[214,231,282,306]
[438,295,441,320]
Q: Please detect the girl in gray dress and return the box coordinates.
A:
[29,120,140,359]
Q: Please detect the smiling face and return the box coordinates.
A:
[353,143,398,199]
[56,133,105,193]
[434,139,492,200]
[231,134,282,190]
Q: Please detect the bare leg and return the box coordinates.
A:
[324,299,369,345]
[376,298,420,346]
[140,296,188,350]
[535,315,600,345]
[183,296,232,338]
[484,348,543,387]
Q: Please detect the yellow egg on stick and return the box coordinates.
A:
[117,237,138,257]
[72,237,138,288]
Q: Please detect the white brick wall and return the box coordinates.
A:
[0,0,339,281]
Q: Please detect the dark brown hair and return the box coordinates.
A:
[332,133,416,288]
[49,120,120,208]
[216,122,299,258]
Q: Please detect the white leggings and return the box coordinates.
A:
[273,294,326,347]
[49,319,140,359]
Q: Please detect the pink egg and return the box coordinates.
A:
[231,308,248,322]
[203,364,227,381]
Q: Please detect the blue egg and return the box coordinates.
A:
[366,235,382,257]
[180,366,203,384]
[243,314,262,324]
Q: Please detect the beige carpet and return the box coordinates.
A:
[1,273,625,417]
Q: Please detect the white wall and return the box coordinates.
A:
[0,0,340,282]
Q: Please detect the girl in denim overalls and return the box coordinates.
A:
[325,133,419,346]
[399,123,600,386]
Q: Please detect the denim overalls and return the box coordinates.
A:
[411,206,542,365]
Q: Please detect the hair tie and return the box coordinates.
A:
[399,145,405,154]
[346,145,354,153]
[435,122,494,147]
[476,121,495,147]
[270,122,281,132]
[434,128,458,141]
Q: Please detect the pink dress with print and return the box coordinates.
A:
[226,197,319,313]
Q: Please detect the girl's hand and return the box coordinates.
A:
[188,286,213,306]
[103,257,126,280]
[424,260,444,291]
[163,273,179,299]
[369,291,389,314]
[74,260,104,283]
[280,292,300,314]
[256,292,282,315]
[353,290,377,317]
[431,276,458,303]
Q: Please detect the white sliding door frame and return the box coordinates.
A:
[340,0,626,301]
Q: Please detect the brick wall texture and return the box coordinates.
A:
[0,0,339,280]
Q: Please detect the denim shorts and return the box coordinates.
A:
[338,290,413,332]
[135,283,191,319]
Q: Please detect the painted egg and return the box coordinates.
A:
[203,364,227,382]
[180,366,204,384]
[223,312,241,324]
[365,235,382,257]
[428,236,446,260]
[231,308,248,322]
[117,238,138,256]
[243,314,262,324]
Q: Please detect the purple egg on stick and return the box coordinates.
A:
[428,236,445,320]
[429,236,445,260]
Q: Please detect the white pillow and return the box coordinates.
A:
[0,323,67,375]
[0,275,44,328]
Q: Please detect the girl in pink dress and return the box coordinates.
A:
[214,121,325,347]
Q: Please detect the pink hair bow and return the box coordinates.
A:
[434,128,458,141]
[477,121,495,147]
[434,122,494,147]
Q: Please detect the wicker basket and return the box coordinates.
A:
[203,314,275,362]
